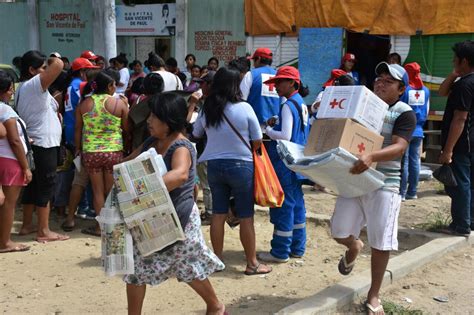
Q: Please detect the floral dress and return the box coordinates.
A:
[124,139,224,285]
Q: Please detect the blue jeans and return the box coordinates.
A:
[444,152,473,234]
[207,159,255,218]
[400,137,423,197]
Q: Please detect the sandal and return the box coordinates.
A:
[61,221,75,232]
[366,301,384,314]
[81,227,101,237]
[244,263,272,276]
[338,251,356,275]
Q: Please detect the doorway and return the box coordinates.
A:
[346,32,391,90]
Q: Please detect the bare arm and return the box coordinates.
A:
[251,139,262,151]
[74,104,84,155]
[350,135,409,174]
[123,142,145,162]
[438,72,459,97]
[40,57,64,91]
[162,147,192,192]
[439,110,468,164]
[0,122,5,138]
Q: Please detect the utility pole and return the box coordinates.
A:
[92,0,117,61]
[27,0,40,51]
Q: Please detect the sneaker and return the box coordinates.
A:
[289,253,303,259]
[401,196,406,202]
[75,207,89,219]
[258,252,289,263]
[84,208,97,220]
[405,194,418,200]
[438,227,471,237]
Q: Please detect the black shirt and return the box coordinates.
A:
[392,111,416,142]
[441,72,474,153]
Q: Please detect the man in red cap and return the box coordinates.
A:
[80,50,99,65]
[240,47,280,129]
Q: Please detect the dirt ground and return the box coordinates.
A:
[0,180,471,314]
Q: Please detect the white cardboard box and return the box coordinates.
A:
[316,86,389,133]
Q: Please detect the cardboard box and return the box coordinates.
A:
[317,86,388,133]
[304,119,384,164]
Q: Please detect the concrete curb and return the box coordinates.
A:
[276,234,473,314]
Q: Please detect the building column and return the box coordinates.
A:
[175,0,187,69]
[27,0,40,50]
[92,0,117,61]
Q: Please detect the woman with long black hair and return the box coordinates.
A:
[16,50,69,242]
[192,67,272,276]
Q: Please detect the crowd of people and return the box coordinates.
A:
[0,39,472,315]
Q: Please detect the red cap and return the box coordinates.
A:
[342,53,356,62]
[249,47,273,60]
[404,62,424,89]
[323,69,347,87]
[80,50,99,60]
[71,58,100,71]
[263,66,300,85]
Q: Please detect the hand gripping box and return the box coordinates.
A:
[304,119,384,165]
[316,86,388,133]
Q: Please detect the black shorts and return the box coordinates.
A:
[21,145,59,207]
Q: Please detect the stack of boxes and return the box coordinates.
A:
[304,86,389,166]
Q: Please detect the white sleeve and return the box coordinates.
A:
[265,104,293,141]
[240,71,252,101]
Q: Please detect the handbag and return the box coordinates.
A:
[17,119,35,171]
[433,164,457,187]
[223,113,284,207]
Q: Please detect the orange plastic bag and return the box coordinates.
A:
[253,144,284,207]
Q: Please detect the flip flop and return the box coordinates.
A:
[36,234,70,243]
[61,221,75,232]
[244,263,272,276]
[338,251,356,275]
[81,227,101,237]
[366,301,384,314]
[0,244,30,253]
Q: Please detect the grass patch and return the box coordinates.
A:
[382,300,423,315]
[414,210,451,232]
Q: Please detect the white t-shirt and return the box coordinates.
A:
[153,70,183,92]
[116,67,130,95]
[0,102,27,160]
[240,71,253,100]
[16,74,62,148]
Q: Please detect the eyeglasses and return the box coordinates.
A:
[374,77,398,85]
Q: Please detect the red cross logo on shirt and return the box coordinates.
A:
[414,91,420,100]
[268,83,275,92]
[357,142,366,153]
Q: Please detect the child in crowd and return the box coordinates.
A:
[124,92,225,315]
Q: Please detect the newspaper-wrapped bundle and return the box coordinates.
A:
[113,148,185,257]
[277,140,385,198]
[96,190,134,276]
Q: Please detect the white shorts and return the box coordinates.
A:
[330,189,401,251]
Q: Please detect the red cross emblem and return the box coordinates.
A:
[414,91,420,99]
[268,83,275,92]
[357,142,366,153]
[329,98,346,109]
